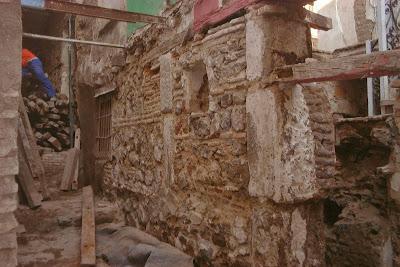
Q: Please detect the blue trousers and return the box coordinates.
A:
[22,58,56,97]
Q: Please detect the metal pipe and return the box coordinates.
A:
[68,16,75,148]
[366,40,374,116]
[377,0,389,113]
[23,32,125,49]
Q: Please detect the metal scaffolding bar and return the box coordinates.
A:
[23,33,125,49]
[366,40,375,116]
[22,0,166,24]
[377,0,390,114]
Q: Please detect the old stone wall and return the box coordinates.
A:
[74,0,127,190]
[0,1,22,266]
[102,1,337,265]
[328,117,398,266]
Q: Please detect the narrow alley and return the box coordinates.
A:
[1,0,400,266]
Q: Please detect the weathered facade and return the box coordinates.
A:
[101,1,336,265]
[74,0,127,189]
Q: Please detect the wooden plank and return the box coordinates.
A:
[19,100,50,200]
[81,186,96,267]
[272,49,400,83]
[74,128,81,149]
[303,9,332,31]
[193,0,315,32]
[71,149,80,191]
[17,126,42,209]
[39,0,166,24]
[60,148,79,191]
[72,128,81,191]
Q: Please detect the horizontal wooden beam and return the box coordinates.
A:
[303,9,332,31]
[194,0,323,32]
[272,49,400,83]
[22,0,166,24]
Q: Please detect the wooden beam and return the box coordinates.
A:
[17,123,42,209]
[194,0,322,32]
[19,99,49,200]
[272,49,400,83]
[71,129,81,191]
[60,148,79,191]
[22,0,166,24]
[81,186,96,267]
[303,9,332,31]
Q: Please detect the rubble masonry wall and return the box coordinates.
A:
[102,2,337,266]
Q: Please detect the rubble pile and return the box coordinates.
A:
[23,94,72,152]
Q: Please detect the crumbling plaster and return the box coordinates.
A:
[100,1,335,265]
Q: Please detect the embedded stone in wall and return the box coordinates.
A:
[252,203,324,266]
[247,88,278,198]
[245,15,265,81]
[164,115,175,186]
[390,172,400,204]
[247,85,318,203]
[246,12,310,81]
[160,53,174,113]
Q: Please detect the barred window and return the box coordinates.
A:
[96,93,112,159]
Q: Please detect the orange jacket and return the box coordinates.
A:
[22,49,37,67]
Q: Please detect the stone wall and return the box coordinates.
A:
[0,1,22,266]
[74,0,127,190]
[329,117,398,266]
[102,1,337,265]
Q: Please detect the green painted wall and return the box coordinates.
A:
[127,0,176,34]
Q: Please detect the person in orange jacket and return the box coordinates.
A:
[22,48,56,97]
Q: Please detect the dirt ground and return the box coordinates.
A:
[15,173,121,267]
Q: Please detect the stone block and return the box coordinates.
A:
[0,117,18,140]
[0,138,17,159]
[111,51,126,67]
[0,193,18,214]
[160,53,174,113]
[0,232,17,250]
[246,16,266,81]
[246,14,309,81]
[0,156,18,177]
[0,214,18,235]
[252,203,324,266]
[220,94,233,108]
[231,106,246,132]
[0,248,17,267]
[163,115,175,185]
[246,86,318,203]
[390,173,400,204]
[0,176,18,196]
[0,96,18,119]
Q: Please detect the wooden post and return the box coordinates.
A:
[81,186,96,266]
[71,128,81,190]
[60,148,79,191]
